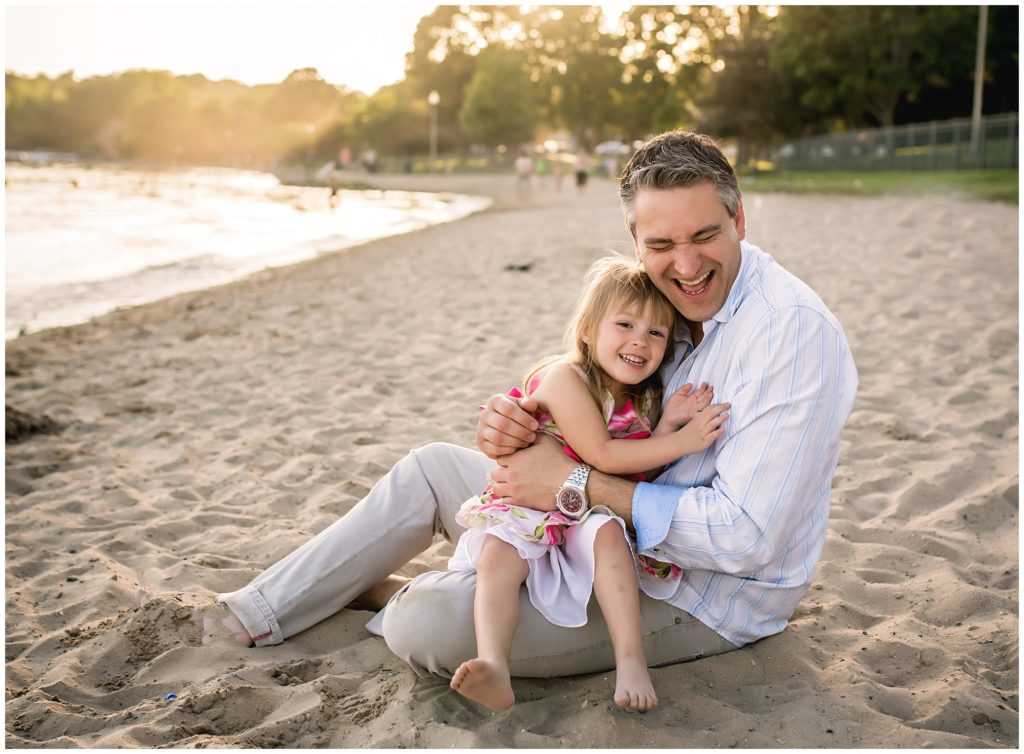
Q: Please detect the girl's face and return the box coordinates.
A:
[589,300,672,398]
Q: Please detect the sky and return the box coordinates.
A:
[5,3,440,95]
[5,2,633,95]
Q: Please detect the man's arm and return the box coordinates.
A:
[631,307,858,575]
[585,467,638,528]
[485,437,639,528]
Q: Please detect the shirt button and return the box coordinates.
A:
[674,616,682,625]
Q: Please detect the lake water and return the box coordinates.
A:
[5,162,491,339]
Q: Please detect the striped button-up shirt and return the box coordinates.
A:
[633,240,858,647]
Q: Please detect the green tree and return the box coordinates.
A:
[615,5,712,137]
[403,6,496,153]
[351,80,429,156]
[770,6,982,128]
[6,73,66,150]
[261,68,346,126]
[894,5,1019,122]
[459,47,537,146]
[695,7,816,163]
[529,6,622,145]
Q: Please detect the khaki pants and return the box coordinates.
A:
[218,442,738,678]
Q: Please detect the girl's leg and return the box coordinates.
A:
[592,521,658,711]
[450,534,529,710]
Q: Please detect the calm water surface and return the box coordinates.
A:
[6,162,491,338]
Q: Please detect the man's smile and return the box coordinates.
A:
[674,270,714,296]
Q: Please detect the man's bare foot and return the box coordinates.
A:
[612,658,658,711]
[450,658,515,711]
[191,603,253,647]
[345,575,411,611]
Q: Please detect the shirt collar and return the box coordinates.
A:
[710,240,757,325]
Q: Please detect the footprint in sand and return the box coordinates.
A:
[337,678,400,724]
[270,658,323,686]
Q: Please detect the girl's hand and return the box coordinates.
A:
[678,401,730,450]
[476,393,540,459]
[655,382,714,434]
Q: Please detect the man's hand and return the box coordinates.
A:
[476,392,540,459]
[654,382,714,435]
[487,435,574,511]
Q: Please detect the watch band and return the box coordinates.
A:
[565,463,591,490]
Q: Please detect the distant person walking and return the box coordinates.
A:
[327,168,340,208]
[574,148,590,195]
[515,151,533,199]
[552,159,565,192]
[604,155,620,180]
[534,155,546,187]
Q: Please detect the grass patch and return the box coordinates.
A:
[738,170,1018,203]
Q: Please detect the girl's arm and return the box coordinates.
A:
[652,382,714,436]
[531,363,729,476]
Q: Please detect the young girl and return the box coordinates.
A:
[447,256,730,712]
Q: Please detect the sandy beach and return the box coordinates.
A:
[5,171,1018,747]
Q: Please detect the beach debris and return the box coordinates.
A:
[5,404,64,443]
[972,711,1001,729]
[503,262,534,272]
[163,693,178,701]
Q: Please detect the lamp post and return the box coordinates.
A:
[969,5,988,159]
[428,90,440,171]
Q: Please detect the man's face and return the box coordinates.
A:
[632,182,745,331]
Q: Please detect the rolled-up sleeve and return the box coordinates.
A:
[632,481,684,552]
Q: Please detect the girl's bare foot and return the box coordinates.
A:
[450,658,515,711]
[612,658,658,711]
[346,575,411,611]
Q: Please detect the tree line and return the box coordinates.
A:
[6,5,1018,169]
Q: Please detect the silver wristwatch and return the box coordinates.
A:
[555,463,591,519]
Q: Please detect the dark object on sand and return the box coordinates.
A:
[503,262,534,272]
[6,405,64,443]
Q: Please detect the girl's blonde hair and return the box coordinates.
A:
[525,255,678,424]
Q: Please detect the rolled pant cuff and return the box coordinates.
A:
[217,586,283,647]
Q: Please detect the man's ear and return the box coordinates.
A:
[734,199,747,240]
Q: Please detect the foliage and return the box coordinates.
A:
[6,67,362,165]
[459,47,537,146]
[351,81,431,156]
[695,7,788,162]
[770,6,990,128]
[5,6,1018,166]
[526,6,624,145]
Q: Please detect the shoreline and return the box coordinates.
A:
[5,162,499,340]
[6,174,1018,747]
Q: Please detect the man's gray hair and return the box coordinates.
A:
[619,131,742,237]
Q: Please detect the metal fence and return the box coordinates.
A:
[774,113,1018,172]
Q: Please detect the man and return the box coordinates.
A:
[211,131,857,679]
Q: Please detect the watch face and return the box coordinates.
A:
[558,488,585,514]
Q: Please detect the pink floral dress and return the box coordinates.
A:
[448,367,683,628]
